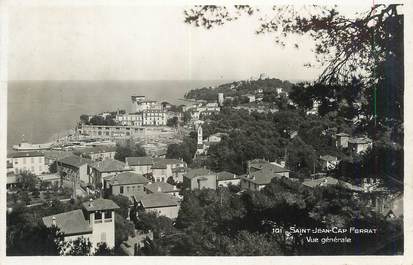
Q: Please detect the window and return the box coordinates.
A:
[95,211,102,223]
[126,186,130,193]
[104,210,112,222]
[120,186,124,194]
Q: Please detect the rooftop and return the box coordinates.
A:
[8,151,44,158]
[152,158,184,169]
[302,176,362,191]
[145,182,178,193]
[126,156,154,166]
[240,168,284,185]
[42,209,92,236]
[249,160,290,173]
[139,193,179,208]
[319,155,338,162]
[58,155,92,168]
[73,145,117,155]
[106,172,149,186]
[42,150,74,160]
[348,137,373,144]
[184,168,214,179]
[126,157,184,168]
[91,159,128,172]
[336,132,350,137]
[216,171,239,181]
[82,198,120,212]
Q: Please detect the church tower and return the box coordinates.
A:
[197,125,203,146]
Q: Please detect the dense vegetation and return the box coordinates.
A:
[136,178,402,255]
[184,78,293,101]
[199,107,348,176]
[114,139,146,162]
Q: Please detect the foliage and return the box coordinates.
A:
[85,114,118,126]
[166,135,197,165]
[49,161,58,173]
[63,237,92,256]
[334,144,403,191]
[18,171,38,191]
[114,139,146,162]
[19,191,31,205]
[136,211,175,239]
[94,242,115,256]
[108,194,131,219]
[115,213,135,247]
[7,217,64,256]
[167,116,179,127]
[184,5,404,145]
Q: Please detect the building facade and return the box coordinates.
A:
[73,146,117,161]
[57,155,92,185]
[7,151,47,176]
[142,110,167,126]
[89,159,130,187]
[79,124,146,139]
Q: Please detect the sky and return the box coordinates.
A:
[6,4,371,82]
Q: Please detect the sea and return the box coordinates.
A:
[7,80,229,148]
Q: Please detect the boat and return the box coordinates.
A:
[13,141,53,151]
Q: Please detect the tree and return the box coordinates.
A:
[63,237,92,256]
[7,220,64,256]
[108,194,130,219]
[115,213,135,246]
[135,211,175,239]
[167,116,179,127]
[19,191,31,205]
[94,242,114,256]
[114,139,146,162]
[19,171,38,191]
[166,136,197,165]
[183,111,192,124]
[184,5,404,144]
[49,161,58,173]
[80,114,90,124]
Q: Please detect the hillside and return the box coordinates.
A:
[184,78,294,101]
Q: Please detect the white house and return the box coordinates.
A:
[216,171,240,187]
[319,155,339,170]
[145,182,180,198]
[7,151,47,176]
[137,193,180,219]
[42,198,119,253]
[348,137,373,154]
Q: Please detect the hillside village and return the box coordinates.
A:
[6,76,403,256]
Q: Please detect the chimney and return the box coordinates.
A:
[89,198,93,207]
[52,216,56,226]
[173,185,177,190]
[157,186,162,192]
